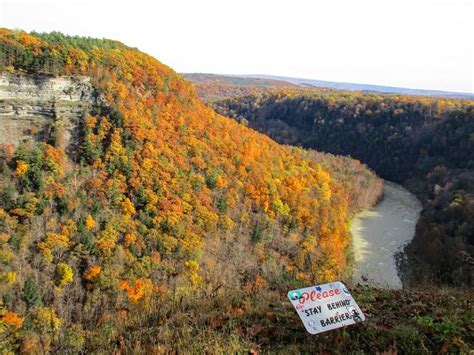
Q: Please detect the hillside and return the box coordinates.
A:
[246,74,474,99]
[184,73,300,87]
[186,73,474,100]
[0,29,388,352]
[213,91,474,287]
[183,73,309,102]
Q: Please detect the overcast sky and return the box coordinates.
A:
[1,0,472,93]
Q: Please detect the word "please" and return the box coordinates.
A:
[298,288,341,304]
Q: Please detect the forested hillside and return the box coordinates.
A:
[0,29,385,352]
[182,73,303,102]
[213,92,474,287]
[183,73,338,103]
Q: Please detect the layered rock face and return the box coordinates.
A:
[0,73,99,153]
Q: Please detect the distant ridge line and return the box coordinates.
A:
[184,73,474,99]
[239,74,474,99]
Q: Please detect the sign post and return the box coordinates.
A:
[287,281,365,334]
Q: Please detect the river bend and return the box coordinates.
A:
[350,181,422,289]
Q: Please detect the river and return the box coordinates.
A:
[350,181,422,289]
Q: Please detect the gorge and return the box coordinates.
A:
[210,90,474,287]
[0,29,472,353]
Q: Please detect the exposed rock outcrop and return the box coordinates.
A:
[0,73,100,154]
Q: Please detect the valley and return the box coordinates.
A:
[0,29,472,353]
[209,88,473,288]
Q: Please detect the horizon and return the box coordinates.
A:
[1,0,473,94]
[184,72,474,95]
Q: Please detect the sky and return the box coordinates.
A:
[1,0,473,93]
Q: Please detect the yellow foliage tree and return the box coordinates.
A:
[15,160,28,176]
[31,307,62,333]
[55,263,74,287]
[85,214,96,231]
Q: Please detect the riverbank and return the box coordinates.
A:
[350,181,422,289]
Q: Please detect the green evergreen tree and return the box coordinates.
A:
[22,276,42,309]
[217,194,227,214]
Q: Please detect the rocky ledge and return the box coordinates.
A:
[0,72,101,153]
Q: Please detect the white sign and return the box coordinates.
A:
[287,281,365,334]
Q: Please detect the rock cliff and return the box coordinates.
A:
[0,73,100,154]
